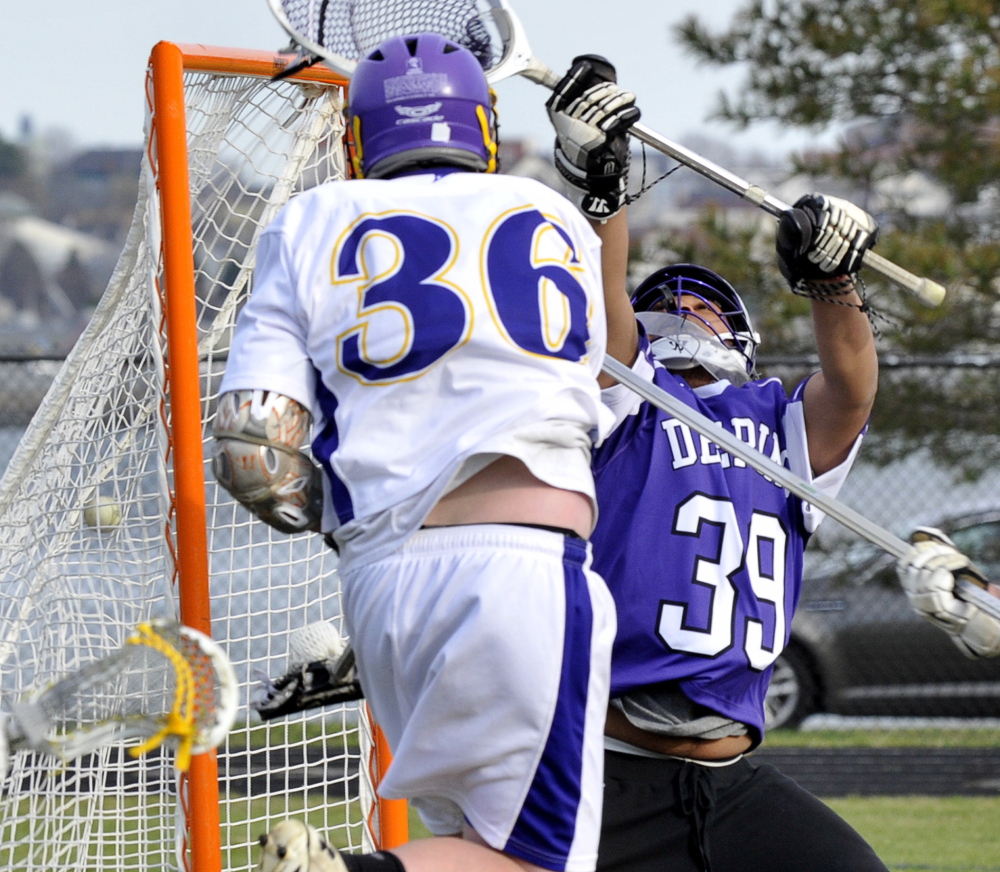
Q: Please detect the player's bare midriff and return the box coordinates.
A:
[423,454,594,540]
[605,704,754,760]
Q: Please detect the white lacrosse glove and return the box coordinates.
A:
[896,527,1000,659]
[776,193,879,287]
[257,820,348,872]
[546,55,640,221]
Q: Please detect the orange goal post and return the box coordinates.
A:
[0,41,405,872]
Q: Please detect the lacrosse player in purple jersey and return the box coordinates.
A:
[214,31,646,872]
[547,57,890,872]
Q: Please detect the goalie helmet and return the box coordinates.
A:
[631,264,760,385]
[348,32,498,179]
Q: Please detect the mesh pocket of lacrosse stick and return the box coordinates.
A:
[7,619,238,772]
[268,0,522,82]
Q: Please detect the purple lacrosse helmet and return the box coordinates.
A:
[631,264,760,382]
[348,32,498,179]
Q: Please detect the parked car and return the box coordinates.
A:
[765,509,1000,729]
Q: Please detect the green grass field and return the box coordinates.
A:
[227,725,999,870]
[826,796,1000,871]
[398,799,1000,871]
[766,726,1000,748]
[221,793,1000,872]
[394,727,1000,871]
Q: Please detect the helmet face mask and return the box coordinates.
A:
[631,264,760,384]
[348,32,498,179]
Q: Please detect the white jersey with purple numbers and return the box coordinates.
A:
[220,170,612,569]
[591,337,864,738]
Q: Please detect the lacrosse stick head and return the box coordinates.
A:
[8,619,238,772]
[348,31,498,178]
[252,622,363,720]
[632,264,761,383]
[266,0,542,84]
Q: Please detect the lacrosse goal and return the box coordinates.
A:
[0,41,404,872]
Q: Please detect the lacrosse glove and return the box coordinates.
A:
[257,820,349,872]
[776,194,879,289]
[896,526,1000,659]
[547,54,640,221]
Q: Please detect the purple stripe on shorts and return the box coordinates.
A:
[505,535,593,870]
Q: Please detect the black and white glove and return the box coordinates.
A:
[252,622,363,720]
[546,55,640,221]
[257,820,348,872]
[896,526,1000,659]
[776,193,879,288]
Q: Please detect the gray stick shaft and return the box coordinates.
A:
[628,124,946,307]
[600,356,1000,620]
[956,580,1000,620]
[521,52,944,305]
[599,355,909,559]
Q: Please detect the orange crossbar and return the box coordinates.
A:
[175,43,349,87]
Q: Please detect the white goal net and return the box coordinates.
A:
[0,44,384,872]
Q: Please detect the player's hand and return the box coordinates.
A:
[546,55,640,221]
[257,820,348,872]
[776,194,879,286]
[896,526,1000,658]
[252,624,363,721]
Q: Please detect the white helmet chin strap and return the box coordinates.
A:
[635,312,754,387]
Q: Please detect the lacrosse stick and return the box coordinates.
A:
[602,356,1000,620]
[1,619,238,774]
[265,0,946,307]
[252,621,363,720]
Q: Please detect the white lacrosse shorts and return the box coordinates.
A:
[340,523,616,872]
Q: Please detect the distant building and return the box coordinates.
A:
[0,191,118,354]
[46,148,142,245]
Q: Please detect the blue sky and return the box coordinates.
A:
[0,0,837,156]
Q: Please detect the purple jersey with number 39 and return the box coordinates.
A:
[591,337,863,737]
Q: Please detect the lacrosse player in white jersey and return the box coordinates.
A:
[547,56,891,872]
[214,31,642,872]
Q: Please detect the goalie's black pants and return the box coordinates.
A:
[598,750,889,872]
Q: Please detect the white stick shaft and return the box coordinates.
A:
[628,123,946,307]
[601,356,1000,620]
[956,580,1000,620]
[600,355,910,560]
[514,47,946,308]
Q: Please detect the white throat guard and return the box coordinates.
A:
[635,311,754,386]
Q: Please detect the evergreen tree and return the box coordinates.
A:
[650,1,1000,474]
[0,136,26,183]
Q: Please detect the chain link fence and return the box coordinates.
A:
[759,356,1000,731]
[1,355,998,745]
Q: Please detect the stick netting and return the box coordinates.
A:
[0,51,377,872]
[277,0,506,70]
[8,620,232,771]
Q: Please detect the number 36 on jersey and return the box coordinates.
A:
[331,206,596,384]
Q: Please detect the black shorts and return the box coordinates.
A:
[598,750,889,872]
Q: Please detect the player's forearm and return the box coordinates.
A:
[590,210,638,381]
[802,286,878,473]
[809,287,878,412]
